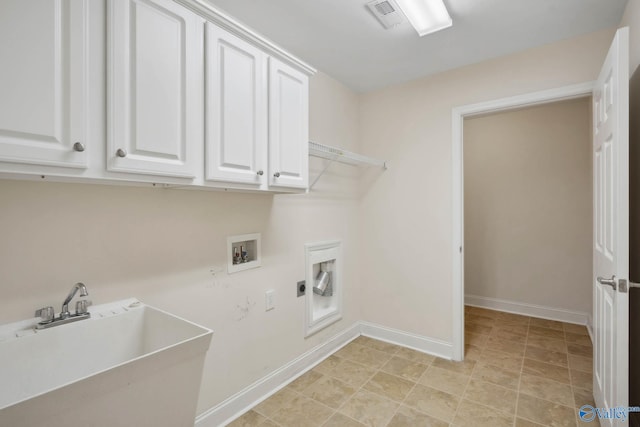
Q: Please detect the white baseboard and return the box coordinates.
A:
[359,321,453,360]
[195,322,453,426]
[587,313,594,343]
[465,294,589,325]
[194,322,360,427]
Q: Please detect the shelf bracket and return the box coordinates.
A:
[309,155,338,190]
[307,141,387,191]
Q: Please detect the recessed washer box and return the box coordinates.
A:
[227,233,261,274]
[304,240,342,337]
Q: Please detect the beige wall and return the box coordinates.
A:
[358,28,614,342]
[0,71,362,414]
[463,99,592,314]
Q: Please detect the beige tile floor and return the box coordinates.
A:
[228,306,596,427]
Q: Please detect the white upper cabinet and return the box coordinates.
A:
[205,23,267,186]
[107,0,203,178]
[205,24,310,190]
[0,0,88,168]
[268,58,309,189]
[0,0,314,190]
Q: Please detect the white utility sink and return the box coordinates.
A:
[0,298,212,427]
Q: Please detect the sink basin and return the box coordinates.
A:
[0,298,212,427]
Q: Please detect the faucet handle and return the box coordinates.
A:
[35,306,55,323]
[75,300,92,315]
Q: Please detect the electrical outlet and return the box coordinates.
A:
[265,290,275,311]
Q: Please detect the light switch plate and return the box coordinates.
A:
[265,290,275,311]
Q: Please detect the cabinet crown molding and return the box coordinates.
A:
[174,0,317,76]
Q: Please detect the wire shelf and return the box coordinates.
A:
[308,141,386,169]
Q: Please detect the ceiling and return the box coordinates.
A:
[205,0,628,92]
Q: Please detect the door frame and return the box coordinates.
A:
[451,82,596,361]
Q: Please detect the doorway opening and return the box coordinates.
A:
[451,83,596,361]
[464,97,593,321]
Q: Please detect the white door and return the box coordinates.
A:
[108,0,203,178]
[0,0,88,168]
[268,58,309,189]
[593,27,629,427]
[205,23,267,186]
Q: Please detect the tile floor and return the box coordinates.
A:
[228,306,595,427]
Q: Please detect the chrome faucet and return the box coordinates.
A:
[60,282,89,319]
[34,282,92,329]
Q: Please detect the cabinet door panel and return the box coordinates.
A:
[268,58,308,189]
[206,24,266,185]
[108,0,202,178]
[0,0,87,168]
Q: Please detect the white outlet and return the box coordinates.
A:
[265,290,275,311]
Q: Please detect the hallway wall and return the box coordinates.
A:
[463,98,592,316]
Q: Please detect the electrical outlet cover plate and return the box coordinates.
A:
[265,290,275,311]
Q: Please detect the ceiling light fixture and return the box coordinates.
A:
[395,0,452,37]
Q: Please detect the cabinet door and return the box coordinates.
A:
[268,58,309,189]
[205,24,267,185]
[0,0,88,168]
[108,0,203,178]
